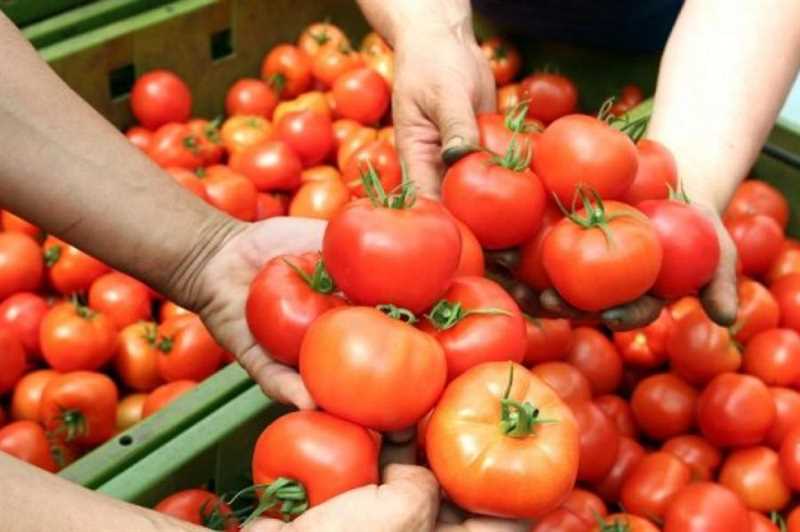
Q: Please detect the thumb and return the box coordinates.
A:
[433,90,481,166]
[244,518,290,532]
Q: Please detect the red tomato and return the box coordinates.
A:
[159,301,193,323]
[770,273,800,333]
[531,362,592,403]
[342,140,401,198]
[613,307,673,368]
[452,217,484,277]
[543,200,661,311]
[116,393,146,431]
[443,150,546,249]
[791,508,800,532]
[591,513,659,532]
[523,317,571,366]
[155,489,238,531]
[273,91,331,124]
[156,315,223,382]
[477,105,542,159]
[610,84,645,116]
[725,180,790,230]
[698,373,776,447]
[734,279,780,343]
[332,119,362,150]
[186,119,224,166]
[631,373,697,440]
[481,36,521,85]
[125,126,153,152]
[256,192,289,220]
[246,253,346,366]
[520,73,578,125]
[743,329,800,387]
[780,425,800,490]
[323,196,460,314]
[165,167,207,200]
[720,446,791,512]
[275,110,333,167]
[662,434,722,481]
[497,83,522,114]
[531,509,587,532]
[261,44,312,99]
[115,321,163,392]
[43,236,109,295]
[300,307,447,431]
[570,400,620,483]
[622,139,678,204]
[0,292,48,357]
[594,394,637,439]
[766,240,800,285]
[299,22,351,58]
[229,140,302,192]
[251,410,378,518]
[750,511,782,532]
[420,276,526,381]
[726,214,784,277]
[290,176,350,220]
[147,123,204,169]
[2,211,41,241]
[0,330,25,395]
[667,309,741,385]
[40,371,117,446]
[141,380,196,418]
[767,387,800,449]
[311,42,364,88]
[88,272,151,329]
[564,327,622,395]
[637,199,719,298]
[225,78,279,118]
[219,115,274,156]
[427,362,579,518]
[0,232,43,300]
[593,437,645,503]
[662,482,750,532]
[621,451,691,520]
[40,301,116,372]
[130,70,191,129]
[0,420,57,472]
[514,202,563,292]
[202,165,259,221]
[332,68,390,125]
[11,369,58,422]
[561,488,607,525]
[337,126,377,169]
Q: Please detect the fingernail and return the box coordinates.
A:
[442,138,476,166]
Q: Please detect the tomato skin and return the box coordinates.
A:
[40,371,118,446]
[290,167,350,219]
[770,273,800,333]
[0,232,43,300]
[311,42,364,88]
[613,308,673,368]
[593,437,645,503]
[750,511,781,532]
[564,328,622,396]
[725,180,790,230]
[523,317,571,366]
[155,489,238,532]
[621,451,691,520]
[420,276,526,381]
[637,199,719,298]
[452,218,484,277]
[332,68,390,125]
[698,373,776,447]
[543,202,661,311]
[780,426,800,489]
[300,307,447,431]
[427,362,578,518]
[594,395,638,439]
[631,373,697,440]
[2,211,41,241]
[477,112,541,161]
[11,369,58,422]
[667,310,741,385]
[720,446,791,512]
[88,272,151,329]
[766,241,800,285]
[165,167,208,200]
[515,203,562,292]
[0,292,48,357]
[560,488,607,525]
[130,70,191,129]
[481,37,521,85]
[591,513,659,532]
[225,78,279,119]
[570,400,620,484]
[531,362,592,403]
[261,44,312,99]
[337,126,377,169]
[230,140,303,192]
[40,302,116,372]
[734,279,780,343]
[0,420,57,472]
[187,119,224,166]
[147,123,204,169]
[520,73,578,125]
[323,197,461,314]
[276,110,333,167]
[727,214,784,277]
[0,330,26,395]
[497,83,521,114]
[256,192,289,220]
[299,22,350,58]
[661,435,721,481]
[220,115,274,156]
[126,126,153,152]
[767,387,800,449]
[202,165,259,221]
[141,380,196,418]
[246,253,346,366]
[790,508,800,532]
[332,119,362,150]
[43,236,109,295]
[159,301,193,323]
[115,322,163,392]
[743,329,800,387]
[662,482,750,532]
[531,508,587,532]
[621,139,678,204]
[273,90,331,124]
[443,151,546,249]
[157,315,223,382]
[341,140,401,198]
[116,393,146,432]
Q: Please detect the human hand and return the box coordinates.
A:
[435,502,530,532]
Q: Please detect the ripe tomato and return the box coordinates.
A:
[159,301,193,322]
[591,513,658,532]
[790,508,800,532]
[261,44,312,99]
[612,307,673,368]
[155,489,238,532]
[631,373,697,440]
[40,371,117,446]
[0,330,25,395]
[593,437,645,502]
[481,36,521,85]
[661,435,722,481]
[734,279,780,343]
[698,373,775,447]
[610,84,645,116]
[569,400,620,483]
[564,327,622,395]
[219,115,273,156]
[621,451,691,520]
[225,78,279,119]
[276,110,333,167]
[342,140,401,197]
[452,217,484,277]
[743,329,800,387]
[621,139,678,204]
[2,211,41,240]
[531,362,592,403]
[147,123,204,169]
[156,315,223,382]
[289,177,350,220]
[531,509,587,532]
[165,167,207,200]
[332,68,390,125]
[337,126,377,169]
[443,149,546,249]
[299,22,350,57]
[0,232,43,300]
[725,180,789,230]
[662,482,750,532]
[300,307,446,431]
[520,73,578,125]
[477,104,542,159]
[561,488,607,525]
[88,272,151,329]
[43,236,109,295]
[637,199,719,298]
[767,387,800,449]
[273,90,331,124]
[126,126,153,152]
[514,202,562,292]
[523,317,571,366]
[115,321,163,392]
[247,253,346,366]
[142,380,196,418]
[0,292,48,357]
[256,192,289,220]
[362,46,393,86]
[720,446,791,512]
[750,512,782,532]
[0,420,57,472]
[594,394,637,439]
[543,200,661,311]
[726,214,784,277]
[780,426,800,490]
[11,369,58,422]
[130,70,191,129]
[427,362,578,518]
[323,195,460,314]
[332,119,362,150]
[667,309,741,385]
[311,42,364,88]
[186,119,223,166]
[40,301,116,372]
[202,165,258,221]
[770,273,800,333]
[497,83,521,114]
[420,276,526,381]
[767,242,800,285]
[229,140,302,192]
[116,393,146,432]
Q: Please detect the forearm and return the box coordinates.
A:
[648,0,800,211]
[0,13,240,309]
[355,0,473,46]
[0,454,204,532]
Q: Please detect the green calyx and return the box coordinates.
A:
[377,304,418,324]
[200,499,235,531]
[58,408,87,442]
[503,100,538,134]
[498,364,552,438]
[554,188,635,246]
[599,96,650,142]
[142,323,158,345]
[43,245,61,267]
[361,160,416,209]
[426,299,511,331]
[267,73,286,94]
[594,512,631,532]
[183,135,200,154]
[666,182,691,204]
[70,294,95,320]
[771,511,787,532]
[283,258,335,294]
[205,117,223,144]
[238,477,309,525]
[311,29,330,46]
[490,136,532,172]
[156,337,174,353]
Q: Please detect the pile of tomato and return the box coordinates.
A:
[2,19,800,532]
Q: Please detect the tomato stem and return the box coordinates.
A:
[237,477,309,525]
[142,323,158,345]
[156,337,173,353]
[377,304,418,324]
[426,300,511,330]
[503,100,539,134]
[70,294,95,320]
[498,364,552,438]
[267,73,286,94]
[43,244,61,267]
[282,258,336,294]
[771,511,787,532]
[490,136,532,171]
[666,182,692,204]
[361,160,416,209]
[200,498,235,531]
[57,407,87,442]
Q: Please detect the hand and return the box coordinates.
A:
[435,502,530,532]
[695,204,738,326]
[192,216,327,409]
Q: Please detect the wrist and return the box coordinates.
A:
[360,0,474,48]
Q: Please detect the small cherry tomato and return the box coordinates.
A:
[480,36,521,85]
[565,327,622,395]
[520,73,578,125]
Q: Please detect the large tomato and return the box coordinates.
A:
[697,373,775,447]
[0,232,43,300]
[88,272,151,329]
[743,329,800,387]
[621,139,678,204]
[613,307,673,368]
[156,315,223,382]
[481,36,521,85]
[251,410,378,519]
[0,330,25,395]
[202,165,258,221]
[637,199,719,298]
[531,362,592,404]
[477,103,542,158]
[594,394,638,439]
[420,276,526,381]
[726,214,784,277]
[733,279,780,343]
[130,70,191,129]
[43,236,109,294]
[332,67,390,125]
[40,301,116,372]
[725,180,789,230]
[342,140,401,198]
[300,306,447,431]
[780,425,800,490]
[661,435,722,481]
[225,78,279,119]
[523,317,571,366]
[770,273,800,333]
[261,44,312,99]
[532,115,638,204]
[427,362,578,518]
[620,451,691,520]
[766,241,800,285]
[543,200,661,311]
[115,321,163,392]
[0,420,57,472]
[766,387,800,449]
[0,292,47,357]
[667,309,741,385]
[631,373,697,440]
[11,369,58,422]
[40,371,118,446]
[520,73,578,125]
[662,482,750,532]
[155,489,238,532]
[311,42,364,88]
[564,327,622,395]
[275,110,333,167]
[147,123,204,169]
[593,437,645,502]
[141,380,196,418]
[452,217,484,277]
[229,140,302,192]
[719,446,791,512]
[569,400,620,483]
[220,115,274,155]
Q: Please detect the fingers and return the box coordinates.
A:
[432,88,482,165]
[393,94,446,199]
[601,295,665,331]
[539,288,584,320]
[700,221,739,326]
[238,345,315,410]
[382,464,440,503]
[245,518,291,532]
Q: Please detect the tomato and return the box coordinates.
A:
[791,508,800,532]
[2,211,41,240]
[720,446,790,512]
[637,199,719,298]
[767,243,800,285]
[147,123,204,169]
[667,309,741,385]
[743,329,800,387]
[0,232,43,300]
[515,202,562,292]
[219,115,273,156]
[594,395,637,439]
[570,400,620,483]
[40,371,117,446]
[300,307,446,431]
[142,380,196,418]
[420,276,526,381]
[0,292,48,357]
[159,301,193,322]
[360,31,391,55]
[631,373,696,440]
[0,420,57,472]
[289,177,350,220]
[40,301,115,372]
[621,139,678,204]
[564,327,622,395]
[725,180,789,230]
[11,369,57,422]
[610,84,645,116]
[523,317,571,366]
[770,273,800,333]
[734,279,780,343]
[591,513,659,532]
[0,330,25,395]
[337,126,377,169]
[130,70,191,129]
[443,149,546,249]
[698,373,775,447]
[520,73,578,125]
[332,119,363,150]
[202,165,258,221]
[225,78,279,118]
[156,315,223,382]
[612,308,673,368]
[452,217,484,277]
[247,253,346,366]
[593,437,645,503]
[323,195,460,314]
[621,451,691,520]
[311,42,364,88]
[342,140,401,197]
[256,192,289,220]
[155,489,238,532]
[561,488,607,525]
[273,90,331,124]
[481,36,521,85]
[125,126,153,152]
[531,362,592,403]
[767,387,800,449]
[165,167,207,200]
[88,272,151,329]
[261,44,312,99]
[543,200,661,311]
[662,482,750,532]
[276,110,333,167]
[42,236,109,295]
[299,22,350,57]
[362,46,394,86]
[497,83,522,114]
[780,425,800,490]
[116,393,146,432]
[187,119,224,165]
[477,104,542,159]
[115,321,163,392]
[531,509,587,532]
[727,214,784,277]
[332,68,390,125]
[662,435,721,481]
[229,140,302,192]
